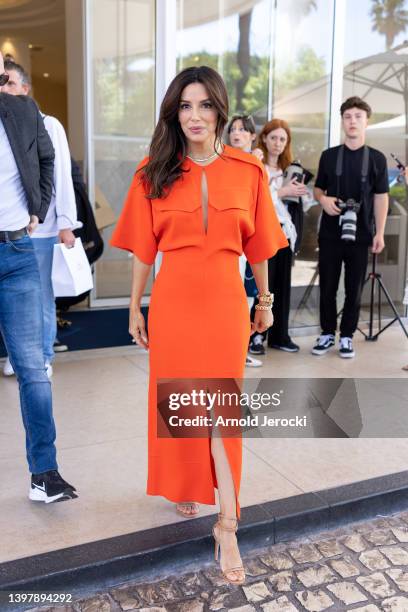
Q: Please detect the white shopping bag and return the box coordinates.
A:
[52,237,94,297]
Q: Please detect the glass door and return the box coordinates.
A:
[86,0,156,304]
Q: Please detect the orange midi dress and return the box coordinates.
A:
[111,145,287,515]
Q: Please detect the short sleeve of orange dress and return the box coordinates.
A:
[110,158,157,265]
[243,163,288,264]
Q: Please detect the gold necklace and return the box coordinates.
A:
[187,151,218,163]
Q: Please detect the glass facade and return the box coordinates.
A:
[88,0,408,322]
[271,0,335,327]
[343,0,408,315]
[89,0,155,299]
[177,0,273,119]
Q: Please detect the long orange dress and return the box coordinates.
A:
[111,145,287,516]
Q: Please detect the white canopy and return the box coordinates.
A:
[274,42,408,117]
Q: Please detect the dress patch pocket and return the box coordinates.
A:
[209,189,251,212]
[154,197,201,213]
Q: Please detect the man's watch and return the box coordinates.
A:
[0,73,9,86]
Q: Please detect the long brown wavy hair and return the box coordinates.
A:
[257,119,293,171]
[142,66,229,199]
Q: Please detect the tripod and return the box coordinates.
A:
[295,265,319,317]
[357,254,408,341]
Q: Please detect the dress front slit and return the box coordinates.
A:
[147,246,246,516]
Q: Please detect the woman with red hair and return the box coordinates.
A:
[249,119,307,354]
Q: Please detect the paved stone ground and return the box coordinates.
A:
[28,511,408,612]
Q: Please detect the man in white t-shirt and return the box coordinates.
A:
[2,59,81,377]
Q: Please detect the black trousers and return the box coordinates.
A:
[250,245,293,345]
[318,240,369,338]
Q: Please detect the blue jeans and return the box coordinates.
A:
[0,235,58,474]
[32,236,58,364]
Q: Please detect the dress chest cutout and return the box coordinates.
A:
[201,170,209,235]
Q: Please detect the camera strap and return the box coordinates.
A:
[335,144,369,204]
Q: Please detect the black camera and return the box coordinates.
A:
[336,198,361,242]
[282,161,314,203]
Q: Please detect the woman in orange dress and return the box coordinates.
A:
[111,66,287,585]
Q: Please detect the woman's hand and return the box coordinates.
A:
[251,309,273,334]
[279,178,308,199]
[129,256,153,349]
[129,308,149,349]
[252,147,264,161]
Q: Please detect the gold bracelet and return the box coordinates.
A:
[255,304,272,311]
[257,292,274,303]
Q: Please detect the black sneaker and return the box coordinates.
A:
[339,337,355,359]
[249,334,265,355]
[311,334,335,356]
[53,339,68,353]
[269,340,300,353]
[29,470,77,504]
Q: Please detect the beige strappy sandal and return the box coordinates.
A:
[176,502,200,518]
[212,513,245,585]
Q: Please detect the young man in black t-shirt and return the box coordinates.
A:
[312,96,389,358]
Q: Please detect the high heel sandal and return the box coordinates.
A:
[212,513,245,585]
[176,502,200,518]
